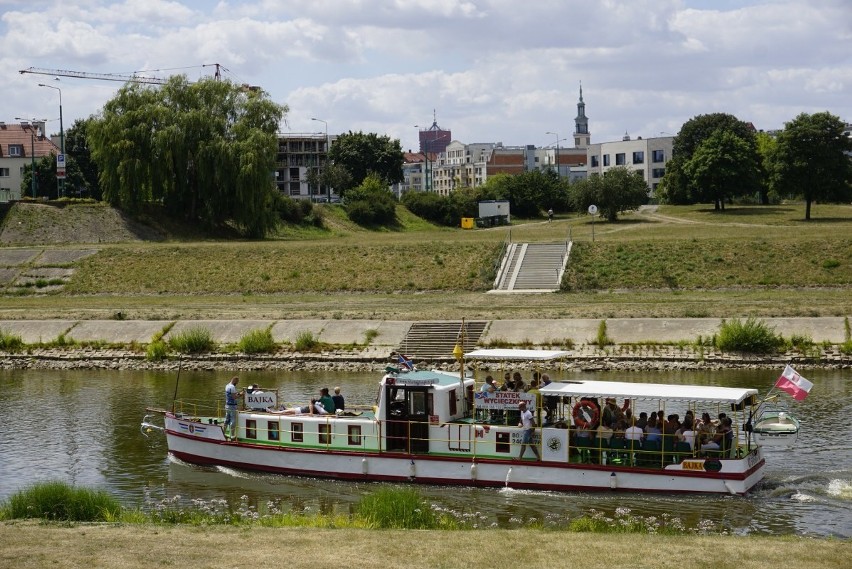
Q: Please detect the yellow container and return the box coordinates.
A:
[461,217,475,229]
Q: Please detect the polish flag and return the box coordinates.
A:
[774,365,813,401]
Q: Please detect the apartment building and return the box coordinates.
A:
[586,134,674,196]
[0,120,60,202]
[275,133,338,201]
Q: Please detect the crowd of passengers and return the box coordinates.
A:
[478,372,735,457]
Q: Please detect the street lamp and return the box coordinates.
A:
[546,131,560,176]
[311,117,329,202]
[39,81,64,197]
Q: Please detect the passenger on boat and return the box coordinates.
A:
[277,399,329,415]
[541,374,558,423]
[318,388,335,414]
[224,376,243,440]
[528,379,542,423]
[601,398,627,427]
[700,417,732,454]
[679,416,696,450]
[625,416,644,443]
[512,372,525,393]
[644,416,662,443]
[516,401,540,460]
[596,420,614,443]
[332,387,345,411]
[696,412,715,445]
[636,411,648,430]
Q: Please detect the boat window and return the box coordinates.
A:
[449,389,457,415]
[496,431,510,453]
[319,424,331,445]
[291,422,304,442]
[411,391,427,415]
[268,421,279,442]
[348,425,362,446]
[246,419,257,440]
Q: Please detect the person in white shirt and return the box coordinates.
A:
[625,417,644,443]
[516,401,540,460]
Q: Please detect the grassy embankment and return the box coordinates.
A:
[0,203,849,321]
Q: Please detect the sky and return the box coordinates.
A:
[2,0,851,153]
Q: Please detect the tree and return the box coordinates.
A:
[305,162,352,201]
[89,77,287,237]
[569,167,648,222]
[768,111,852,220]
[344,173,398,226]
[328,131,403,196]
[65,118,100,199]
[20,155,57,200]
[755,131,778,204]
[683,130,761,210]
[660,113,762,205]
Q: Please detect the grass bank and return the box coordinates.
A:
[0,523,848,569]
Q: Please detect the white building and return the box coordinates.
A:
[0,120,60,202]
[586,134,674,196]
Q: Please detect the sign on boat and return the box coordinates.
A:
[142,349,776,495]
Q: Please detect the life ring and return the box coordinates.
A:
[572,399,599,428]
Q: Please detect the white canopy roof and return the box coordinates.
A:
[539,380,758,404]
[464,348,572,361]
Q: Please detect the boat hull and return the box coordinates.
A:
[164,417,766,495]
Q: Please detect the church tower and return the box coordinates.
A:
[573,83,590,149]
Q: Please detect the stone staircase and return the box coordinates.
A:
[398,321,488,360]
[494,241,571,292]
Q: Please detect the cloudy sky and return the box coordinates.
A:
[3,0,850,152]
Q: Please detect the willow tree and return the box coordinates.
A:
[89,77,287,237]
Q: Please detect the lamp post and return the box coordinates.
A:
[39,82,64,197]
[311,117,329,202]
[546,131,560,176]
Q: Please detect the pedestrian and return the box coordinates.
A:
[548,208,554,222]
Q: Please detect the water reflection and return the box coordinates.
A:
[0,367,849,537]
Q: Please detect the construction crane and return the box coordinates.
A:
[19,67,170,84]
[19,64,223,85]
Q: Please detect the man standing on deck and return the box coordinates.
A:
[224,376,243,440]
[517,401,541,460]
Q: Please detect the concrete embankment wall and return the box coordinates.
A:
[1,317,849,371]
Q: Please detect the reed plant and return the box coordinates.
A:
[237,327,276,354]
[168,326,214,353]
[0,328,24,352]
[715,317,783,353]
[355,487,445,529]
[294,330,319,352]
[146,339,169,361]
[0,480,121,522]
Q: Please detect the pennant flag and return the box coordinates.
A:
[774,364,813,401]
[398,353,415,371]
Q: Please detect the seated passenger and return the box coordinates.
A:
[644,416,662,443]
[700,418,731,453]
[596,420,614,443]
[679,417,696,450]
[625,416,644,443]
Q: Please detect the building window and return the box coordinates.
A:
[0,168,9,177]
[652,149,665,163]
[615,153,625,166]
[291,422,303,442]
[319,424,331,445]
[9,145,23,157]
[603,154,610,167]
[632,151,644,164]
[348,425,362,446]
[652,168,666,178]
[268,421,279,442]
[590,155,599,167]
[246,419,257,440]
[289,181,300,196]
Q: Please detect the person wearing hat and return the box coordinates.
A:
[516,401,540,460]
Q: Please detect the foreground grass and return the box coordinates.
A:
[0,523,848,569]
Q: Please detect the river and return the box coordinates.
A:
[1,367,849,536]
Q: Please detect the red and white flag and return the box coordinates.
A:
[774,364,813,401]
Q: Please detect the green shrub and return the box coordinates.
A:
[168,326,214,353]
[146,339,169,361]
[0,480,121,522]
[787,333,814,351]
[294,330,319,352]
[0,328,24,352]
[238,328,276,354]
[715,317,783,353]
[356,488,440,529]
[345,174,398,226]
[595,319,613,346]
[363,328,379,345]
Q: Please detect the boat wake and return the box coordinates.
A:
[760,472,852,502]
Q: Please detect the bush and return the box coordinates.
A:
[146,339,169,361]
[238,328,276,354]
[0,480,122,522]
[715,317,783,353]
[344,174,398,226]
[0,328,24,352]
[595,320,613,346]
[168,326,214,353]
[356,488,440,529]
[294,330,319,352]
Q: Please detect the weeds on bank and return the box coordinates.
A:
[237,327,277,354]
[168,326,214,353]
[0,328,24,352]
[715,317,783,354]
[1,482,728,535]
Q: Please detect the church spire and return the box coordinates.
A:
[573,82,590,149]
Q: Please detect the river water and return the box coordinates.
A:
[1,367,850,536]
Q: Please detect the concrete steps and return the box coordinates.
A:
[398,321,488,360]
[493,241,570,292]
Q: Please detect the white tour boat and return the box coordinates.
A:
[142,349,767,495]
[749,408,800,447]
